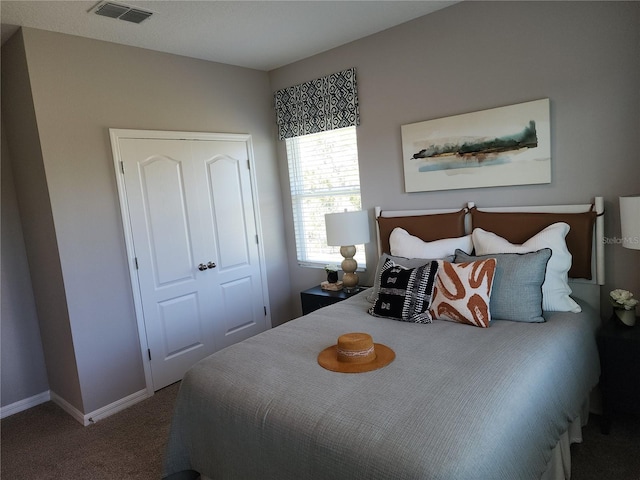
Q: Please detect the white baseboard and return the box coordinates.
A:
[2,388,151,426]
[0,390,51,419]
[49,391,87,425]
[81,388,150,426]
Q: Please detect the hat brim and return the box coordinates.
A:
[317,343,395,373]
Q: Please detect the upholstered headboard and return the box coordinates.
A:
[376,209,467,257]
[375,197,605,312]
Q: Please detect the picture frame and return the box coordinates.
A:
[401,99,551,192]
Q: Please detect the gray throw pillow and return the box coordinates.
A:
[454,248,552,323]
[367,253,454,303]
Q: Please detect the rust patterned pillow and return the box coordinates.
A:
[429,259,497,328]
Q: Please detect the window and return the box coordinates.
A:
[285,126,364,267]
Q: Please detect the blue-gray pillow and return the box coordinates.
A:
[454,248,551,323]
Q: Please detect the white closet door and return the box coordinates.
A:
[117,134,269,390]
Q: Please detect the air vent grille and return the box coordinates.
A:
[119,8,153,24]
[95,3,128,18]
[94,2,152,24]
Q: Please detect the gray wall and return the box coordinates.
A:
[1,32,83,411]
[1,121,50,407]
[269,1,640,317]
[2,28,290,414]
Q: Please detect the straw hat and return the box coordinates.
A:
[317,332,395,373]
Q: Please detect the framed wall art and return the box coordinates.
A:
[401,98,551,192]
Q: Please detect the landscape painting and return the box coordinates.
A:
[401,99,551,192]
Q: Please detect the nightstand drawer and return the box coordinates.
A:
[300,285,368,316]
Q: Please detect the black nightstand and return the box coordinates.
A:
[300,285,368,315]
[597,316,640,434]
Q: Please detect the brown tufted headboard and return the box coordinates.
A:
[375,197,604,284]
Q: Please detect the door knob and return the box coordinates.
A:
[207,261,217,269]
[198,263,208,271]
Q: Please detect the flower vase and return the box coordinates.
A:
[615,308,636,327]
[327,271,338,284]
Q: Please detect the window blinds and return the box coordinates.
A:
[285,127,364,266]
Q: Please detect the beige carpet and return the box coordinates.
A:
[571,412,640,480]
[1,382,180,480]
[2,381,639,479]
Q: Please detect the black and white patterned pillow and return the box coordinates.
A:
[368,259,439,323]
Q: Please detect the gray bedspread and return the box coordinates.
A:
[163,292,600,480]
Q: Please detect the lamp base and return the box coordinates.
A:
[342,273,359,293]
[340,245,359,292]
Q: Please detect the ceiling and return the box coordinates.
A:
[0,1,457,71]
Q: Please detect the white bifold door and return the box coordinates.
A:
[111,130,270,391]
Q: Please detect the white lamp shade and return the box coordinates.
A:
[620,195,640,250]
[325,210,371,246]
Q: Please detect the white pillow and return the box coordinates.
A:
[472,223,581,313]
[390,228,473,259]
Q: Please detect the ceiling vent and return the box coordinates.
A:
[93,2,153,24]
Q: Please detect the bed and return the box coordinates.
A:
[163,197,604,480]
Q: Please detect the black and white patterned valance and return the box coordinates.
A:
[274,68,359,140]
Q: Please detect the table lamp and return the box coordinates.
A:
[325,210,370,292]
[620,195,640,250]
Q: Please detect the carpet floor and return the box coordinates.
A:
[2,382,639,479]
[572,412,640,480]
[1,382,180,480]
